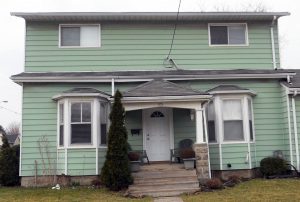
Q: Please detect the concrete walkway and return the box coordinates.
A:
[153,197,183,202]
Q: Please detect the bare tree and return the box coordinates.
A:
[6,122,20,136]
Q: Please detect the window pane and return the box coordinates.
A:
[82,103,91,122]
[71,103,81,122]
[249,120,253,141]
[100,103,107,124]
[59,125,64,146]
[210,26,228,45]
[71,124,91,144]
[207,102,214,121]
[224,120,244,141]
[61,27,80,46]
[223,100,242,120]
[100,124,107,145]
[80,26,99,47]
[59,104,64,124]
[208,121,216,142]
[228,25,246,44]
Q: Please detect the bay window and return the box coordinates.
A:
[206,95,255,143]
[57,98,110,148]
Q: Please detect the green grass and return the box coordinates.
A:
[1,179,300,202]
[0,187,151,202]
[182,179,300,202]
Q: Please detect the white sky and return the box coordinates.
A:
[0,0,299,128]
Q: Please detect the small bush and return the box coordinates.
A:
[128,152,140,161]
[228,175,241,184]
[206,178,223,189]
[179,148,195,159]
[260,157,288,176]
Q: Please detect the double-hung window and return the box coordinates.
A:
[209,24,248,45]
[100,103,109,146]
[59,103,64,146]
[207,102,216,142]
[70,102,92,144]
[60,25,100,47]
[222,99,244,141]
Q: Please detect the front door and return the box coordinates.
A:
[144,108,171,161]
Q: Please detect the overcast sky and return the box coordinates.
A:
[0,0,299,129]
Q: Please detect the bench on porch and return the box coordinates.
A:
[170,139,194,164]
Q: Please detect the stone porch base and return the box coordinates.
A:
[21,175,99,187]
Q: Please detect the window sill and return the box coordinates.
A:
[209,44,249,47]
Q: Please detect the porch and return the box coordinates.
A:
[123,79,212,180]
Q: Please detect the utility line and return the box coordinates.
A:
[0,106,21,115]
[167,0,182,58]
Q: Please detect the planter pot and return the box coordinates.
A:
[130,161,141,172]
[183,158,195,170]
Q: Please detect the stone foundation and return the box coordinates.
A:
[21,175,99,187]
[193,143,210,182]
[212,169,257,180]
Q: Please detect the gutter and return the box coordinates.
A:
[291,90,300,170]
[270,16,278,69]
[11,72,296,84]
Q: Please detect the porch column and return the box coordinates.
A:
[195,109,204,143]
[194,108,210,182]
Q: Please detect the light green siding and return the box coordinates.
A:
[21,83,111,176]
[25,22,280,72]
[126,110,143,150]
[21,79,289,176]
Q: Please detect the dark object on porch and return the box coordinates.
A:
[260,157,289,177]
[128,152,140,161]
[130,150,150,164]
[179,148,195,159]
[170,139,194,163]
[100,90,133,191]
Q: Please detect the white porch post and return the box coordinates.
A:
[195,109,204,143]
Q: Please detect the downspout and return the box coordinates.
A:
[292,90,299,170]
[270,16,278,69]
[286,90,294,165]
[111,78,115,96]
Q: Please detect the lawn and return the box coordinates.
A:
[0,179,300,202]
[182,179,300,202]
[0,187,151,202]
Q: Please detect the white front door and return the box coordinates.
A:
[144,108,171,161]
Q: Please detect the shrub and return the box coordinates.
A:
[91,179,102,187]
[0,135,20,186]
[179,148,195,159]
[100,90,133,191]
[227,175,241,184]
[206,178,223,189]
[128,152,140,161]
[260,157,288,176]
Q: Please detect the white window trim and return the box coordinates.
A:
[208,23,249,47]
[208,94,255,145]
[58,24,101,48]
[57,98,109,149]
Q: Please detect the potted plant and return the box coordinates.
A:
[180,148,196,170]
[128,152,141,172]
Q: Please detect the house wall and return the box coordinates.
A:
[25,21,280,72]
[21,79,288,176]
[21,83,111,176]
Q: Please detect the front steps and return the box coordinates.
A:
[127,164,200,197]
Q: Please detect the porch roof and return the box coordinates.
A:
[123,79,208,97]
[52,87,110,100]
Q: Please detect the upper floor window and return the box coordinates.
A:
[59,24,101,48]
[209,24,248,46]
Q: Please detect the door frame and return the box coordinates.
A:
[142,107,174,161]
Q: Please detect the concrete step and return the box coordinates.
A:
[129,187,200,197]
[134,176,198,185]
[129,181,199,191]
[132,170,196,179]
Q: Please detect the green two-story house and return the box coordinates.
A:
[10,12,300,187]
